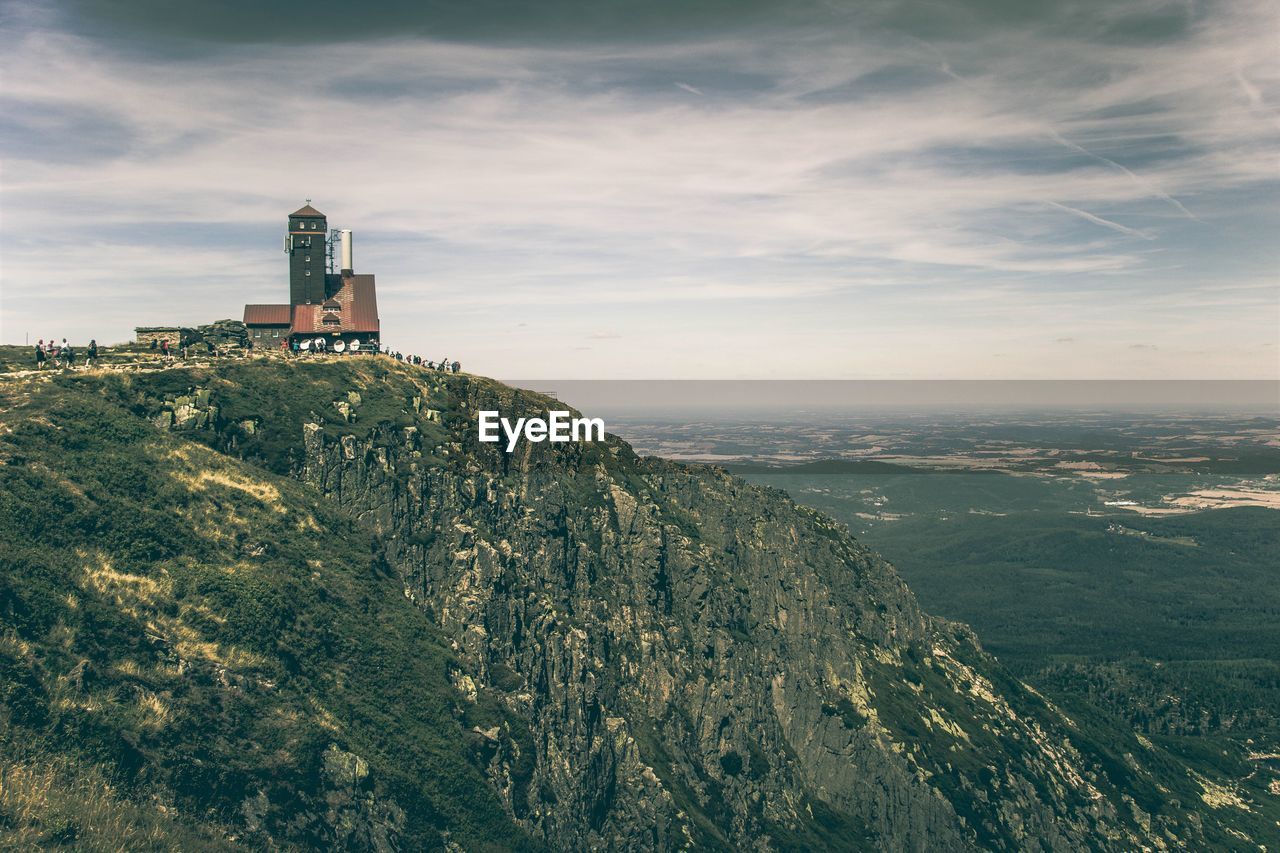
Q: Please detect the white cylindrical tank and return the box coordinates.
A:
[340,230,353,273]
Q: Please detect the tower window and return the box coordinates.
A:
[305,270,311,276]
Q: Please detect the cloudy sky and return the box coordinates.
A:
[2,0,1277,378]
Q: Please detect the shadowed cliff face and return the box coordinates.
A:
[0,358,1223,849]
[292,369,1181,851]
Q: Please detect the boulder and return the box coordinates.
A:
[192,319,250,350]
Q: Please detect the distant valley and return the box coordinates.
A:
[610,408,1280,837]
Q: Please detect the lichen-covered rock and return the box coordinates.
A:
[192,319,249,350]
[154,386,218,432]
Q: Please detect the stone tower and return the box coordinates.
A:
[286,202,327,305]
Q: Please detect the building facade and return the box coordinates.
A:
[244,203,381,352]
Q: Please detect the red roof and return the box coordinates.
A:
[244,304,292,325]
[290,203,325,218]
[289,275,379,335]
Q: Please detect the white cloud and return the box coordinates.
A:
[1,0,1277,378]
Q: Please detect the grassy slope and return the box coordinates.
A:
[0,364,536,850]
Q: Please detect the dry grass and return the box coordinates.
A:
[167,446,285,511]
[79,551,265,674]
[83,560,165,609]
[136,691,174,730]
[0,750,230,850]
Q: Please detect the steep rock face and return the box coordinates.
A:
[297,374,1171,851]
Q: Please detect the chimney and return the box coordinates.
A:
[340,230,353,276]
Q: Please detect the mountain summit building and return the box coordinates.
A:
[243,203,380,351]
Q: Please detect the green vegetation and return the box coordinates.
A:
[4,353,1276,848]
[861,507,1280,727]
[0,748,234,850]
[744,468,1280,843]
[0,366,537,850]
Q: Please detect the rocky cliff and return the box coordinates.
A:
[0,357,1227,849]
[288,365,1191,850]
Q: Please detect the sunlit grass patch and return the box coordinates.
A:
[167,446,286,512]
[0,749,230,850]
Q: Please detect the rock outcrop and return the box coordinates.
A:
[192,319,249,351]
[293,372,1187,850]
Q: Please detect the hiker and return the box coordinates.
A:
[160,338,170,360]
[35,341,47,370]
[451,360,460,373]
[62,343,75,368]
[86,339,98,367]
[150,338,158,350]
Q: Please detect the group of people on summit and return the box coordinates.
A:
[390,351,461,373]
[31,335,460,375]
[33,338,98,369]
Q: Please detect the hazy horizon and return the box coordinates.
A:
[505,379,1280,415]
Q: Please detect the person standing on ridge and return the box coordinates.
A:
[86,339,98,367]
[34,340,46,370]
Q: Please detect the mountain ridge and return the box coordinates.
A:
[0,356,1264,849]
